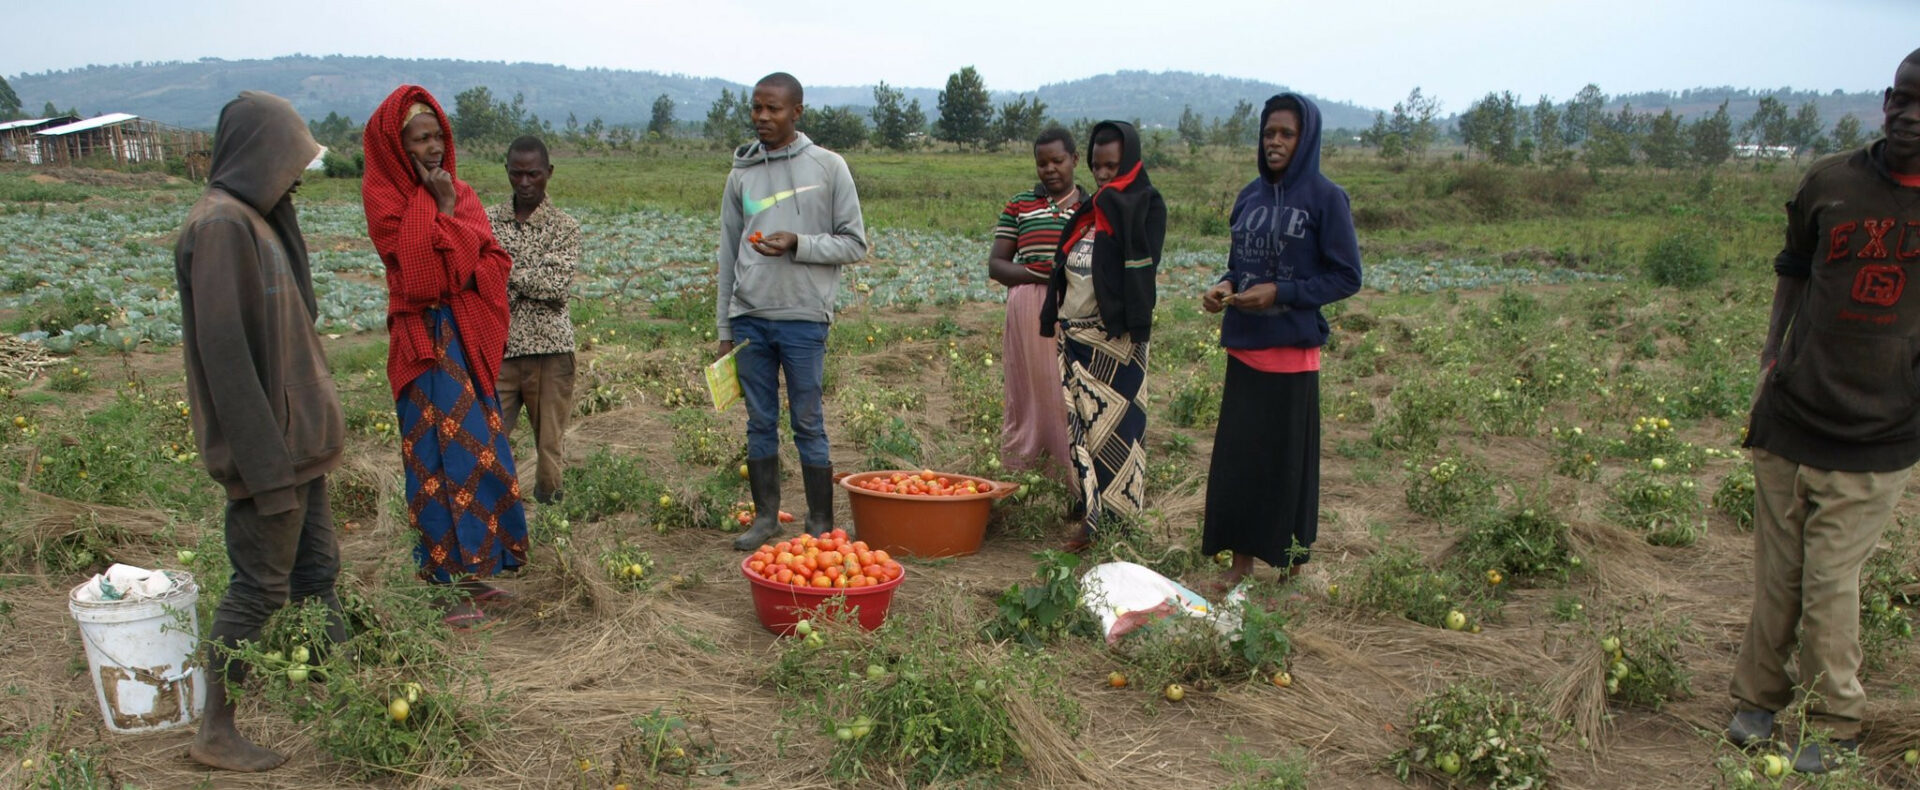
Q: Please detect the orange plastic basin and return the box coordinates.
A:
[839,470,1019,558]
[741,555,905,635]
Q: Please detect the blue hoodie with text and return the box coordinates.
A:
[1218,93,1362,350]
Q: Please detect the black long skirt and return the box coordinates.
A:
[1200,357,1320,568]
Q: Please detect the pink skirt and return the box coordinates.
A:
[1001,283,1074,482]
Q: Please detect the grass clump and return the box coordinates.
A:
[769,607,1081,785]
[1345,542,1494,630]
[1594,615,1694,709]
[1455,500,1583,588]
[1390,679,1553,789]
[1641,229,1719,288]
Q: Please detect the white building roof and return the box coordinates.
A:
[0,117,62,132]
[35,113,141,137]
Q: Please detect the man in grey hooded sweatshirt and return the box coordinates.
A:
[716,72,868,549]
[176,91,347,771]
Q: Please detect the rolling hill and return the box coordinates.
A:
[8,56,1367,131]
[7,55,1884,136]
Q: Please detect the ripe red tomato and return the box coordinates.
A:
[753,531,907,593]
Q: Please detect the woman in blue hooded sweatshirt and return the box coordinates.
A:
[1200,94,1362,590]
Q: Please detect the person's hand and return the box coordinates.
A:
[414,158,458,215]
[752,231,799,257]
[717,339,734,359]
[1202,281,1234,314]
[1228,282,1278,311]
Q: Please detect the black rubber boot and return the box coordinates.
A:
[802,464,836,537]
[732,456,783,550]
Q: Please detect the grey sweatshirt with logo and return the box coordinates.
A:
[715,132,868,340]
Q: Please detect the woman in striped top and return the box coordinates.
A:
[988,127,1084,502]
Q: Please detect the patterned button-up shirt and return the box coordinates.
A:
[487,197,581,358]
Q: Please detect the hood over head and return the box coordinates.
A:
[1076,120,1154,240]
[209,91,321,215]
[363,85,458,197]
[205,91,319,315]
[1258,92,1323,189]
[1090,119,1143,178]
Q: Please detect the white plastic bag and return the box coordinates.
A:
[74,564,177,603]
[1080,561,1243,645]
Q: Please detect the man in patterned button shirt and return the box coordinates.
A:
[488,135,581,505]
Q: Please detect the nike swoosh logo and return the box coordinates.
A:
[743,184,821,216]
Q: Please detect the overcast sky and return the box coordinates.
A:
[6,0,1915,110]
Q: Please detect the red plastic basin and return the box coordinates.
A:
[838,470,1020,558]
[741,555,906,635]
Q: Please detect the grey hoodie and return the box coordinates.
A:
[716,132,868,340]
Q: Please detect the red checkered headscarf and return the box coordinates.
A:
[362,85,512,399]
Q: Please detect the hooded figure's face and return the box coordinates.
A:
[207,91,321,213]
[1262,110,1302,176]
[1090,139,1123,187]
[403,113,447,172]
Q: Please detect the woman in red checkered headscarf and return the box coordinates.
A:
[363,85,527,627]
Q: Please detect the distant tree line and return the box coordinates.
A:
[140,69,1878,176]
[1363,84,1875,169]
[690,65,1267,156]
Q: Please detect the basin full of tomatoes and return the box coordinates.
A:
[746,529,904,590]
[850,469,995,497]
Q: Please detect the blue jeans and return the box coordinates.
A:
[732,316,831,466]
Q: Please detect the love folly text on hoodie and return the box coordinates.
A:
[715,132,869,341]
[1218,93,1363,350]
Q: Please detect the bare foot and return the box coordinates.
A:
[1198,572,1246,598]
[189,727,287,772]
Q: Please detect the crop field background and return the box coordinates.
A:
[0,145,1917,789]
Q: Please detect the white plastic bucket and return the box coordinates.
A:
[67,572,206,733]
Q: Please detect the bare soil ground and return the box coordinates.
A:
[2,296,1917,790]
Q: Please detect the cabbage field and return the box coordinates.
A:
[1,153,1916,790]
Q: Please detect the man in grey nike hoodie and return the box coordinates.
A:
[716,72,868,549]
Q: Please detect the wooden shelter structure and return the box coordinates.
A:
[0,116,80,163]
[33,114,210,175]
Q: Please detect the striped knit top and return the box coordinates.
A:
[994,184,1082,275]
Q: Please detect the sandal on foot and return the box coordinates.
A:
[442,604,489,630]
[471,587,515,606]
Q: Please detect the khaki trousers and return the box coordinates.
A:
[1730,448,1911,739]
[497,352,576,500]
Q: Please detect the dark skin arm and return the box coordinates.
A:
[412,158,474,288]
[988,237,1048,287]
[1755,274,1807,399]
